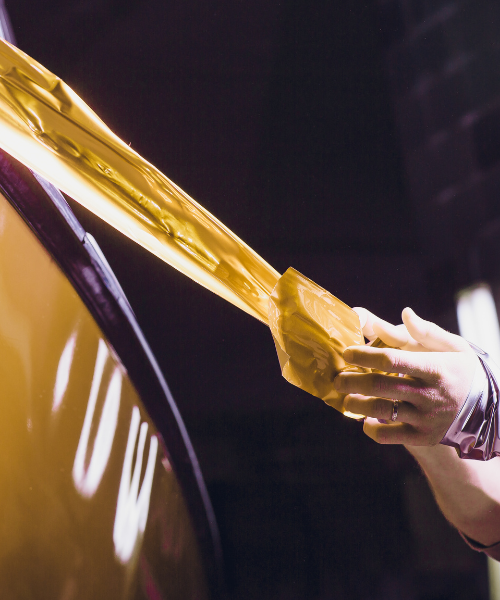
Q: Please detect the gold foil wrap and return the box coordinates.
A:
[269,268,366,415]
[0,38,279,323]
[0,38,366,415]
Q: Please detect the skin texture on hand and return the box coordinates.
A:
[334,307,479,446]
[341,307,500,549]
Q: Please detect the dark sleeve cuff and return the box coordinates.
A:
[440,342,500,461]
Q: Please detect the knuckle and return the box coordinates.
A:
[380,349,410,375]
[372,397,388,417]
[380,351,396,373]
[370,373,396,398]
[371,374,385,395]
[421,359,442,382]
[422,321,438,340]
[421,386,439,405]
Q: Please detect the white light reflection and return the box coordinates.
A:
[456,284,500,600]
[52,332,77,412]
[113,406,158,563]
[457,284,500,363]
[73,340,122,498]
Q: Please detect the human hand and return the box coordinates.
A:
[334,307,479,446]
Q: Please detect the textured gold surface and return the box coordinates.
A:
[269,268,366,416]
[0,191,208,598]
[0,38,367,413]
[0,38,279,323]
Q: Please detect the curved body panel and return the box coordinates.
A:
[0,152,222,598]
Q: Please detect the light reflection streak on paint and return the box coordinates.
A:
[114,406,158,563]
[52,332,77,412]
[73,339,122,498]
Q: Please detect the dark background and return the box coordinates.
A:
[7,0,499,598]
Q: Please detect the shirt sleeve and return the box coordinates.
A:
[441,342,500,461]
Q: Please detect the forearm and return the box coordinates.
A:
[407,444,500,546]
[346,308,500,544]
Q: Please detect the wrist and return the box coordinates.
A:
[405,443,457,468]
[405,444,500,543]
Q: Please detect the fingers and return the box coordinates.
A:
[352,307,370,333]
[353,306,421,349]
[335,370,431,402]
[344,394,419,425]
[402,307,471,353]
[371,321,409,348]
[352,307,406,344]
[344,307,475,448]
[362,418,428,445]
[354,306,472,353]
[342,345,441,380]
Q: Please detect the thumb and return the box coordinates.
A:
[402,307,470,352]
[352,307,408,346]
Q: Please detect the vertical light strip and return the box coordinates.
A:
[113,406,158,563]
[457,284,500,363]
[53,332,77,412]
[73,340,122,498]
[490,560,500,600]
[456,283,500,600]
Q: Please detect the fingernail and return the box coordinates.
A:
[334,375,344,391]
[343,348,354,363]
